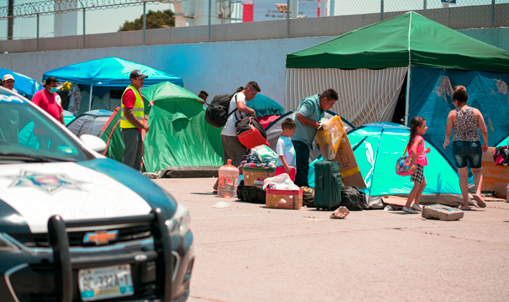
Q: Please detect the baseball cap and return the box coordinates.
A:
[44,76,58,86]
[130,70,148,80]
[3,74,14,82]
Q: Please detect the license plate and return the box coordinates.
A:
[78,264,134,301]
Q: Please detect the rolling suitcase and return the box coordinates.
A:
[315,161,342,210]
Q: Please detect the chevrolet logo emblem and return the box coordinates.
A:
[83,230,118,245]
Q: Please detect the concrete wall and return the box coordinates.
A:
[1,29,508,109]
[0,36,332,106]
[2,4,508,54]
[458,28,509,52]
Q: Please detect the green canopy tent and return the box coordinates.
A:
[101,82,223,177]
[285,11,509,127]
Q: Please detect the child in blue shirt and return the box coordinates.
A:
[275,118,297,181]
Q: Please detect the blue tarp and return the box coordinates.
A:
[42,57,184,89]
[0,68,43,99]
[409,67,509,165]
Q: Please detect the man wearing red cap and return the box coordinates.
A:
[120,70,150,171]
[32,77,65,125]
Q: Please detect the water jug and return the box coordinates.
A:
[218,159,239,198]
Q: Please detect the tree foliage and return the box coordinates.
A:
[119,9,175,31]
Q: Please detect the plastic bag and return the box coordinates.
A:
[251,145,277,163]
[263,173,300,191]
[315,116,346,160]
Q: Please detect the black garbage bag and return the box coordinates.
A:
[340,186,368,211]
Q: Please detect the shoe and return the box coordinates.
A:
[472,194,486,208]
[411,204,422,212]
[402,207,418,214]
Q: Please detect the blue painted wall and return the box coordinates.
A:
[1,28,507,108]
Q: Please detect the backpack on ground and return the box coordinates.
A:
[237,180,266,203]
[493,146,509,166]
[340,186,369,211]
[205,94,237,128]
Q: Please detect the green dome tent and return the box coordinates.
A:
[101,82,223,177]
[349,122,463,206]
[309,122,465,207]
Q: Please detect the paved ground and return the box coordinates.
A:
[154,178,509,302]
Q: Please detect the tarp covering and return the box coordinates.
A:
[101,82,223,174]
[43,57,184,88]
[246,93,284,117]
[286,12,509,73]
[285,67,408,125]
[409,67,509,164]
[0,68,43,99]
[67,109,112,137]
[346,122,461,197]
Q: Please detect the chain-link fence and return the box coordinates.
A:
[1,0,508,47]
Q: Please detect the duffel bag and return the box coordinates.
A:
[235,117,269,149]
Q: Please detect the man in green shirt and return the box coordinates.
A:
[292,89,338,187]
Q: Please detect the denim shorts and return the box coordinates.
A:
[452,141,482,169]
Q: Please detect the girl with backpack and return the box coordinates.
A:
[403,116,431,214]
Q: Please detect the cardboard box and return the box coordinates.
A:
[243,167,275,187]
[266,188,303,209]
[319,135,367,189]
[481,147,509,199]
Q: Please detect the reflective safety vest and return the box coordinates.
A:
[120,85,144,129]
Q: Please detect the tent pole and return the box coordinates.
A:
[404,67,411,126]
[89,85,93,111]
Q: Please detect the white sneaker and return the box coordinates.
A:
[411,204,422,212]
[402,207,418,214]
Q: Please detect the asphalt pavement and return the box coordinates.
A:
[154,178,509,302]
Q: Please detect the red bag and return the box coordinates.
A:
[237,127,269,149]
[236,117,269,149]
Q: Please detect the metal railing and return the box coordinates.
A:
[1,0,508,51]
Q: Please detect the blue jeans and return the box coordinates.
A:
[452,141,482,169]
[121,128,143,171]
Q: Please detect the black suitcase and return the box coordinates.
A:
[314,161,342,210]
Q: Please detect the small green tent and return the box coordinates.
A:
[101,82,223,176]
[309,122,465,207]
